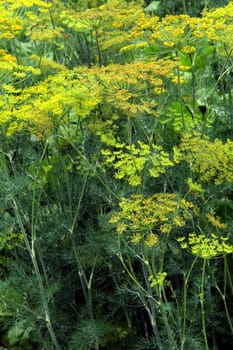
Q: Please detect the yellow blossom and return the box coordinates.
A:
[145,233,159,248]
[181,45,196,54]
[178,233,233,259]
[205,211,226,229]
[131,233,142,244]
[148,272,167,287]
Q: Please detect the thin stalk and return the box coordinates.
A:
[117,248,162,345]
[12,198,61,350]
[127,116,132,146]
[127,116,143,191]
[118,253,149,295]
[223,254,227,296]
[118,238,163,348]
[141,262,162,346]
[161,286,177,327]
[8,139,61,350]
[166,282,183,345]
[95,172,120,200]
[158,300,179,350]
[12,38,20,65]
[141,242,178,350]
[176,51,185,130]
[83,32,92,65]
[182,0,187,14]
[117,236,153,297]
[95,28,102,67]
[225,256,233,296]
[58,134,120,200]
[223,45,233,136]
[215,283,233,335]
[181,255,198,350]
[190,52,197,117]
[66,174,95,319]
[214,256,233,335]
[31,141,49,245]
[108,261,133,335]
[209,49,233,100]
[37,41,46,68]
[200,259,209,350]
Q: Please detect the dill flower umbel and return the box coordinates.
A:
[177,233,233,259]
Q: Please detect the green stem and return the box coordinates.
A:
[200,259,209,350]
[215,283,233,335]
[214,256,233,335]
[117,236,155,298]
[31,141,49,243]
[225,257,233,296]
[58,134,120,200]
[182,0,187,14]
[176,51,185,130]
[12,198,61,350]
[67,174,95,319]
[9,140,61,350]
[12,38,20,65]
[95,28,102,67]
[190,52,197,117]
[181,255,198,350]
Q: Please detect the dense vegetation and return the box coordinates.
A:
[1,0,233,349]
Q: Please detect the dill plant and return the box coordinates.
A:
[0,0,233,349]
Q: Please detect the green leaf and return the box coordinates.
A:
[144,1,160,12]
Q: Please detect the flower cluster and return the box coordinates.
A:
[148,272,167,287]
[102,141,173,186]
[173,134,233,184]
[177,233,233,259]
[109,193,194,244]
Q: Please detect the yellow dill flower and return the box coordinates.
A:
[181,242,188,249]
[163,41,175,47]
[1,53,17,63]
[120,44,137,52]
[160,223,172,234]
[28,109,54,139]
[175,134,233,184]
[109,213,121,224]
[109,193,194,242]
[178,232,233,259]
[177,237,185,242]
[8,0,51,10]
[205,211,226,229]
[154,87,166,94]
[13,72,27,78]
[222,242,233,254]
[148,272,167,287]
[180,198,194,208]
[206,27,219,41]
[1,84,21,94]
[181,45,196,54]
[145,233,159,248]
[179,65,191,71]
[135,41,147,49]
[6,121,24,137]
[116,222,127,234]
[173,216,186,227]
[102,141,173,187]
[30,28,63,41]
[172,76,185,84]
[187,177,204,194]
[30,54,65,71]
[131,233,142,244]
[3,33,15,39]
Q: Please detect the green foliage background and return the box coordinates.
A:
[1,0,233,349]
